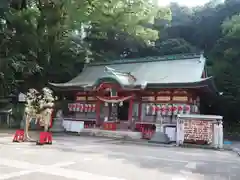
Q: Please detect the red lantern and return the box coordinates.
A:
[72,103,76,112]
[84,104,88,112]
[178,104,184,114]
[76,103,80,112]
[88,104,92,112]
[92,104,96,112]
[161,104,166,115]
[185,104,191,114]
[152,104,156,115]
[167,104,172,115]
[146,104,150,115]
[68,103,73,111]
[157,104,161,114]
[172,104,178,115]
[80,104,84,112]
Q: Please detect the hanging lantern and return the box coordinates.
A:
[152,104,156,115]
[161,104,167,116]
[185,104,191,114]
[172,104,178,115]
[146,104,150,115]
[155,104,159,112]
[196,96,200,103]
[84,104,88,112]
[156,104,161,116]
[178,104,184,114]
[92,104,96,112]
[119,101,123,106]
[79,103,83,112]
[88,104,92,112]
[68,103,73,111]
[70,103,74,112]
[167,104,172,116]
[72,103,76,112]
[112,103,115,107]
[76,103,80,112]
[193,105,198,113]
[105,102,108,106]
[80,104,84,112]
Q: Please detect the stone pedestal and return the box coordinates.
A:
[50,118,65,132]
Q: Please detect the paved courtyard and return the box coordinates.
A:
[0,134,240,180]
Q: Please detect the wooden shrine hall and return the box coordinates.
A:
[50,53,221,144]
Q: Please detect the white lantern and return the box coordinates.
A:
[178,104,184,114]
[119,101,123,106]
[193,105,198,113]
[72,103,76,112]
[152,104,156,115]
[167,104,172,116]
[68,103,73,111]
[80,104,84,112]
[185,104,191,114]
[105,102,108,106]
[88,104,92,112]
[161,104,166,116]
[157,104,161,116]
[92,104,96,112]
[84,104,88,112]
[146,104,150,115]
[76,103,80,112]
[172,104,178,115]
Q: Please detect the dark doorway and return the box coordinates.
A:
[118,101,129,121]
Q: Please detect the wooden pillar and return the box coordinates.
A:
[128,98,134,124]
[138,99,142,121]
[96,100,101,127]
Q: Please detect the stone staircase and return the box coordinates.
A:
[79,129,142,140]
[149,131,170,144]
[116,121,129,130]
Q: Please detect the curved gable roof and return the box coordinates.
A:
[49,53,211,90]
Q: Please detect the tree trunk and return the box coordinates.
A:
[24,114,30,140]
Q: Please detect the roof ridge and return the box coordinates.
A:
[89,53,203,66]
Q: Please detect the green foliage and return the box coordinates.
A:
[155,38,197,55]
[146,0,240,129]
[0,0,168,96]
[222,14,240,38]
[83,0,171,60]
[1,0,240,132]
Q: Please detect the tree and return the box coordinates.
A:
[147,0,240,129]
[0,0,170,96]
[209,14,240,126]
[83,0,171,60]
[0,0,86,96]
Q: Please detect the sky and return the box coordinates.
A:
[158,0,210,7]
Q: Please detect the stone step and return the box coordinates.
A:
[149,132,171,144]
[79,129,142,140]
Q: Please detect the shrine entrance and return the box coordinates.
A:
[118,101,129,121]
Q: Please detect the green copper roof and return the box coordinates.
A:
[49,53,213,90]
[90,53,202,66]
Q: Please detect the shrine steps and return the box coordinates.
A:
[149,131,170,144]
[79,129,142,140]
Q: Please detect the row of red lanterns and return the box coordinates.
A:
[68,103,96,112]
[146,104,191,115]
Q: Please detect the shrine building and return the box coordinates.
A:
[50,53,221,144]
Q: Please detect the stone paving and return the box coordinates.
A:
[0,134,240,180]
